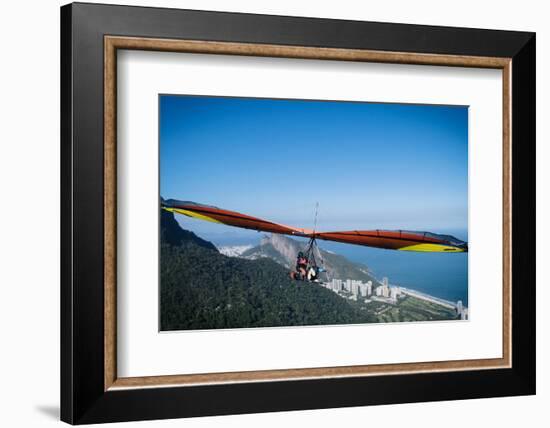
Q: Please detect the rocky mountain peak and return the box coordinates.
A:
[242,233,379,285]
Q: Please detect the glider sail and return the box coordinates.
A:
[161,199,468,253]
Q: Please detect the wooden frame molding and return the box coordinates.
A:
[104,35,513,391]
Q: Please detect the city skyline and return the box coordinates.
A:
[322,275,466,319]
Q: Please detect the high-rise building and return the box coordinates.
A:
[359,283,367,297]
[457,300,463,315]
[345,279,352,292]
[366,281,372,296]
[383,277,389,287]
[382,285,390,298]
[390,287,399,301]
[332,279,342,292]
[351,281,359,296]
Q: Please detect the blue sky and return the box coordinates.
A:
[160,95,468,241]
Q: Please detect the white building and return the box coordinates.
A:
[457,300,463,315]
[332,278,342,292]
[345,279,352,292]
[390,286,401,300]
[351,281,359,296]
[366,281,373,296]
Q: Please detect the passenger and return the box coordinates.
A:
[296,251,308,280]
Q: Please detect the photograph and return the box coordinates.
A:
[159,94,469,331]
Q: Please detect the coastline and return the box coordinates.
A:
[364,261,466,311]
[398,286,464,310]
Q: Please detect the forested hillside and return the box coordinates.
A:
[160,210,374,330]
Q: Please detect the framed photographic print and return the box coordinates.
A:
[60,2,536,424]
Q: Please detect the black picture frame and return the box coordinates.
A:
[61,2,535,424]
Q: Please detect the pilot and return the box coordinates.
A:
[307,266,319,282]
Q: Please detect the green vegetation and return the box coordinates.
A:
[348,295,459,323]
[393,295,459,322]
[321,251,377,284]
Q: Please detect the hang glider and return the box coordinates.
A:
[161,199,468,253]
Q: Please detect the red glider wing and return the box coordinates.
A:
[315,230,467,252]
[162,199,312,237]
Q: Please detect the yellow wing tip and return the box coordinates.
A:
[163,207,223,224]
[399,243,466,252]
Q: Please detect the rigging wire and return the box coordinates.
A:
[303,202,329,283]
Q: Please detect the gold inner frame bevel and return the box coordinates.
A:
[104,35,512,391]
